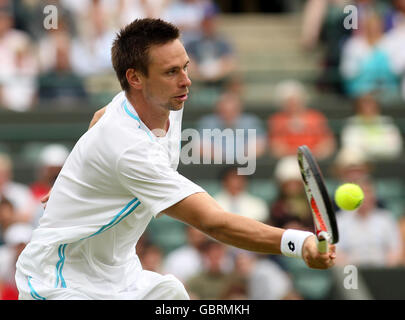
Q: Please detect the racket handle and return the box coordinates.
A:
[317,238,328,253]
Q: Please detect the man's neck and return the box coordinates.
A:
[126,92,170,136]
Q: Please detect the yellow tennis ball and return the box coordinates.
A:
[335,183,364,211]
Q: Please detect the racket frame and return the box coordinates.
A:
[297,145,339,252]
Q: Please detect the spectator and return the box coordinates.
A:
[146,214,188,255]
[301,0,392,93]
[0,5,37,111]
[163,0,215,46]
[375,0,405,31]
[217,249,250,300]
[380,3,405,100]
[29,144,70,228]
[38,38,87,105]
[13,0,76,41]
[197,92,266,164]
[225,249,300,300]
[300,0,352,93]
[331,147,389,212]
[0,197,14,246]
[185,7,236,87]
[267,80,336,160]
[70,0,116,76]
[138,243,164,273]
[30,144,70,202]
[340,93,403,161]
[37,17,75,73]
[0,223,33,300]
[354,0,393,34]
[339,10,400,99]
[214,166,269,223]
[247,256,300,300]
[163,225,209,283]
[383,0,404,30]
[115,0,169,27]
[331,147,373,184]
[336,177,402,267]
[268,156,314,231]
[0,153,36,224]
[185,240,234,300]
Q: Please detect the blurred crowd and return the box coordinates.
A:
[0,0,235,111]
[302,0,405,102]
[1,0,405,300]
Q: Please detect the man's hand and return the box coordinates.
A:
[302,235,336,269]
[41,191,51,209]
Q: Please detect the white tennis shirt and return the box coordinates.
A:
[16,91,205,298]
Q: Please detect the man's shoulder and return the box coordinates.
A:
[94,99,153,145]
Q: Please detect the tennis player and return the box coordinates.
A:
[16,18,335,300]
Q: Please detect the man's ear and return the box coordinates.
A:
[126,68,143,90]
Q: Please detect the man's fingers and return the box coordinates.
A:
[329,244,337,259]
[314,247,336,269]
[302,236,336,270]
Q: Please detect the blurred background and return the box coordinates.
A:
[1,0,405,300]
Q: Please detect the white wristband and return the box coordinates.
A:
[281,229,314,259]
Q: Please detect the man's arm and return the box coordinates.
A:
[165,192,336,269]
[89,106,107,129]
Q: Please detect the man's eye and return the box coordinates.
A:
[167,70,176,75]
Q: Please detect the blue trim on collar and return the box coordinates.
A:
[123,100,141,124]
[122,99,154,141]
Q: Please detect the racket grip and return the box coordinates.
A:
[317,238,328,253]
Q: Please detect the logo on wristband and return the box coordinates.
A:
[288,241,295,252]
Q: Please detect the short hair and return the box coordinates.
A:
[111,18,180,91]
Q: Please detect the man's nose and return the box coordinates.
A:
[180,70,192,87]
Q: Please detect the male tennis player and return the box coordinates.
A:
[16,18,335,300]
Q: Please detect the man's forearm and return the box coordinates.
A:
[165,192,284,254]
[166,192,335,269]
[203,210,285,254]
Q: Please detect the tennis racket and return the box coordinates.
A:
[297,145,339,253]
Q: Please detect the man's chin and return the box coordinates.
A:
[170,102,185,111]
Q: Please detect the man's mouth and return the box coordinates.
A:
[174,94,188,101]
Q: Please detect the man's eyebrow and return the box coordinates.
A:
[165,60,190,71]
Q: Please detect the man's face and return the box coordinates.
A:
[141,39,192,111]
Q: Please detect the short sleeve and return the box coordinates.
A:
[116,140,205,218]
